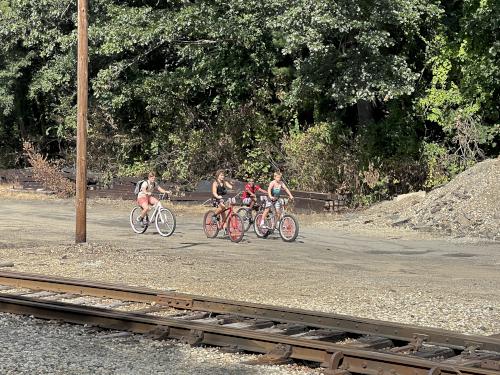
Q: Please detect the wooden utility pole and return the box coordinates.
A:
[75,0,88,243]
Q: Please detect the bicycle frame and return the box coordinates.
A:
[143,193,167,223]
[214,197,237,230]
[261,197,290,230]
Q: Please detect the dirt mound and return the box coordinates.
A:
[408,158,499,239]
[358,158,500,240]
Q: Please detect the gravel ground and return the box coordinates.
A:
[0,314,319,375]
[1,218,498,335]
[0,184,499,374]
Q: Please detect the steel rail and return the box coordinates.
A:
[0,294,498,375]
[0,271,499,353]
[0,271,159,303]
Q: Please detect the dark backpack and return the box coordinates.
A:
[134,180,145,195]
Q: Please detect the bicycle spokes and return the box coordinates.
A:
[228,214,244,243]
[230,216,240,230]
[279,215,299,242]
[203,210,219,238]
[155,208,176,237]
[130,207,148,234]
[282,217,294,236]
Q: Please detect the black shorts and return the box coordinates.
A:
[212,198,225,207]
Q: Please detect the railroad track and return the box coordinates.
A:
[0,271,498,374]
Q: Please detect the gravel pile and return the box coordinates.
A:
[408,158,499,239]
[352,158,500,240]
[0,313,319,375]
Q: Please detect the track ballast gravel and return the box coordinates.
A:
[0,313,318,375]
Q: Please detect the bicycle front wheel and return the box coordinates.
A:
[130,207,148,234]
[155,207,176,237]
[203,210,219,238]
[228,213,244,243]
[279,214,299,242]
[237,207,252,232]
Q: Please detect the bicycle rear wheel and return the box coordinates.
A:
[155,207,176,237]
[228,213,244,243]
[279,214,299,242]
[203,210,219,238]
[130,207,148,234]
[237,207,252,232]
[253,213,274,238]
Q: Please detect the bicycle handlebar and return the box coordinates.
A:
[231,190,243,198]
[158,192,171,200]
[260,196,292,206]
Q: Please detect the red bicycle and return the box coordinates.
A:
[203,196,244,243]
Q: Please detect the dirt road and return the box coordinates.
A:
[0,198,499,335]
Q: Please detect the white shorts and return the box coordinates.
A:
[242,197,252,205]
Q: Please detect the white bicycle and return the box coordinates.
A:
[253,196,299,242]
[129,193,176,237]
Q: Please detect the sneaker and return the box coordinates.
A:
[223,228,229,236]
[211,215,218,224]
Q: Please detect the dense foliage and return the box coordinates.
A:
[0,0,498,200]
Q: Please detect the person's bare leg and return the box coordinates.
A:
[139,202,149,219]
[275,206,282,224]
[261,207,270,226]
[214,203,225,217]
[221,208,228,229]
[149,196,159,206]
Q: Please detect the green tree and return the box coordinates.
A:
[418,0,499,174]
[0,0,497,198]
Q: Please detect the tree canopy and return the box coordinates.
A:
[0,0,498,201]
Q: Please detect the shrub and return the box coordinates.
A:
[282,122,356,193]
[156,128,240,186]
[23,142,75,197]
[117,161,152,179]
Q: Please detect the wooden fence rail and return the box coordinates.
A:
[1,169,349,212]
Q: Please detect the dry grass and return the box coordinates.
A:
[0,184,57,201]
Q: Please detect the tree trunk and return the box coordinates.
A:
[357,99,374,127]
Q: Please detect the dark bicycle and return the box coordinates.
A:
[237,196,265,232]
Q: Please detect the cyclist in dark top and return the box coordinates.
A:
[211,169,233,228]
